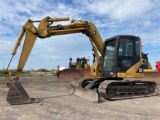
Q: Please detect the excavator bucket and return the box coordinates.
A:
[71,85,99,102]
[6,80,38,105]
[58,69,82,80]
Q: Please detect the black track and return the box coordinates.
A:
[105,80,157,100]
[78,78,158,100]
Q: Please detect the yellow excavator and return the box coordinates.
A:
[4,16,158,105]
[57,57,90,79]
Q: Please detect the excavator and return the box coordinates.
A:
[57,57,90,79]
[4,16,158,105]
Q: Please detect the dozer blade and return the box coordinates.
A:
[7,80,38,105]
[58,69,82,80]
[143,71,160,84]
[81,68,92,78]
[71,85,99,103]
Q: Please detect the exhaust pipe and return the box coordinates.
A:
[6,80,38,105]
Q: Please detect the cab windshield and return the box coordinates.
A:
[103,40,115,71]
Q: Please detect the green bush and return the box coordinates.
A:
[0,70,4,77]
[0,70,31,77]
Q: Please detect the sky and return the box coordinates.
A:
[0,0,160,70]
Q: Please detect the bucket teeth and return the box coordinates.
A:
[6,80,38,105]
[71,85,100,103]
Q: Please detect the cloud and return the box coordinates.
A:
[0,0,160,70]
[74,0,156,21]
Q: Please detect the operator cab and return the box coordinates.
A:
[101,35,143,79]
[77,58,87,68]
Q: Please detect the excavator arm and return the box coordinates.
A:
[4,16,104,105]
[5,16,104,85]
[4,20,37,85]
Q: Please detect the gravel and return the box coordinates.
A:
[0,76,160,120]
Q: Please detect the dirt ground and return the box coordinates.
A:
[0,76,160,120]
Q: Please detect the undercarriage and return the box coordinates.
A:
[72,78,158,102]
